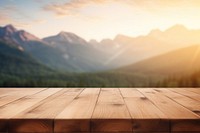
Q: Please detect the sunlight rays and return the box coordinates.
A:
[190,45,200,69]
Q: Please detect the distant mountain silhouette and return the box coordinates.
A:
[90,24,200,68]
[43,31,109,71]
[2,25,80,71]
[0,24,43,46]
[1,24,200,73]
[118,45,200,76]
[0,25,108,72]
[149,24,200,45]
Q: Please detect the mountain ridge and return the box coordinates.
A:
[1,24,200,87]
[1,24,200,72]
[118,44,200,76]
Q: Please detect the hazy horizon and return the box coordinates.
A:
[1,23,196,41]
[1,0,200,41]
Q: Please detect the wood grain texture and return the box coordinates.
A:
[10,88,83,133]
[0,88,199,133]
[0,88,62,132]
[169,88,200,102]
[0,88,45,107]
[55,88,100,133]
[0,88,61,118]
[119,88,145,98]
[91,88,132,132]
[171,119,200,132]
[138,88,199,119]
[139,88,200,132]
[183,88,200,94]
[154,88,200,115]
[120,89,169,132]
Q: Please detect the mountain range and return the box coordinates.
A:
[1,24,200,87]
[0,25,108,72]
[91,24,200,68]
[118,45,200,75]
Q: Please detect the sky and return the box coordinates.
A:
[0,0,200,41]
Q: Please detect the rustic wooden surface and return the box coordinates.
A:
[0,88,199,133]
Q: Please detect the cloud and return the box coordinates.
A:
[43,0,200,17]
[0,12,8,20]
[43,0,110,17]
[13,19,47,29]
[0,10,47,29]
[0,5,29,22]
[0,6,17,26]
[33,19,47,24]
[124,0,200,11]
[0,3,47,28]
[0,13,12,25]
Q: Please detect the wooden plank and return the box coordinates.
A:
[0,88,23,97]
[93,132,168,133]
[0,88,62,118]
[55,88,100,133]
[170,119,200,132]
[93,132,132,133]
[133,132,169,133]
[139,88,199,118]
[10,88,83,133]
[154,88,200,116]
[182,88,200,94]
[0,88,46,107]
[91,88,132,132]
[0,88,45,96]
[168,88,200,102]
[121,89,162,118]
[139,88,200,132]
[119,88,145,98]
[0,88,40,132]
[86,132,168,133]
[155,88,200,130]
[0,88,62,132]
[120,88,169,132]
[171,132,200,133]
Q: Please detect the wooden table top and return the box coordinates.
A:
[0,88,199,133]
